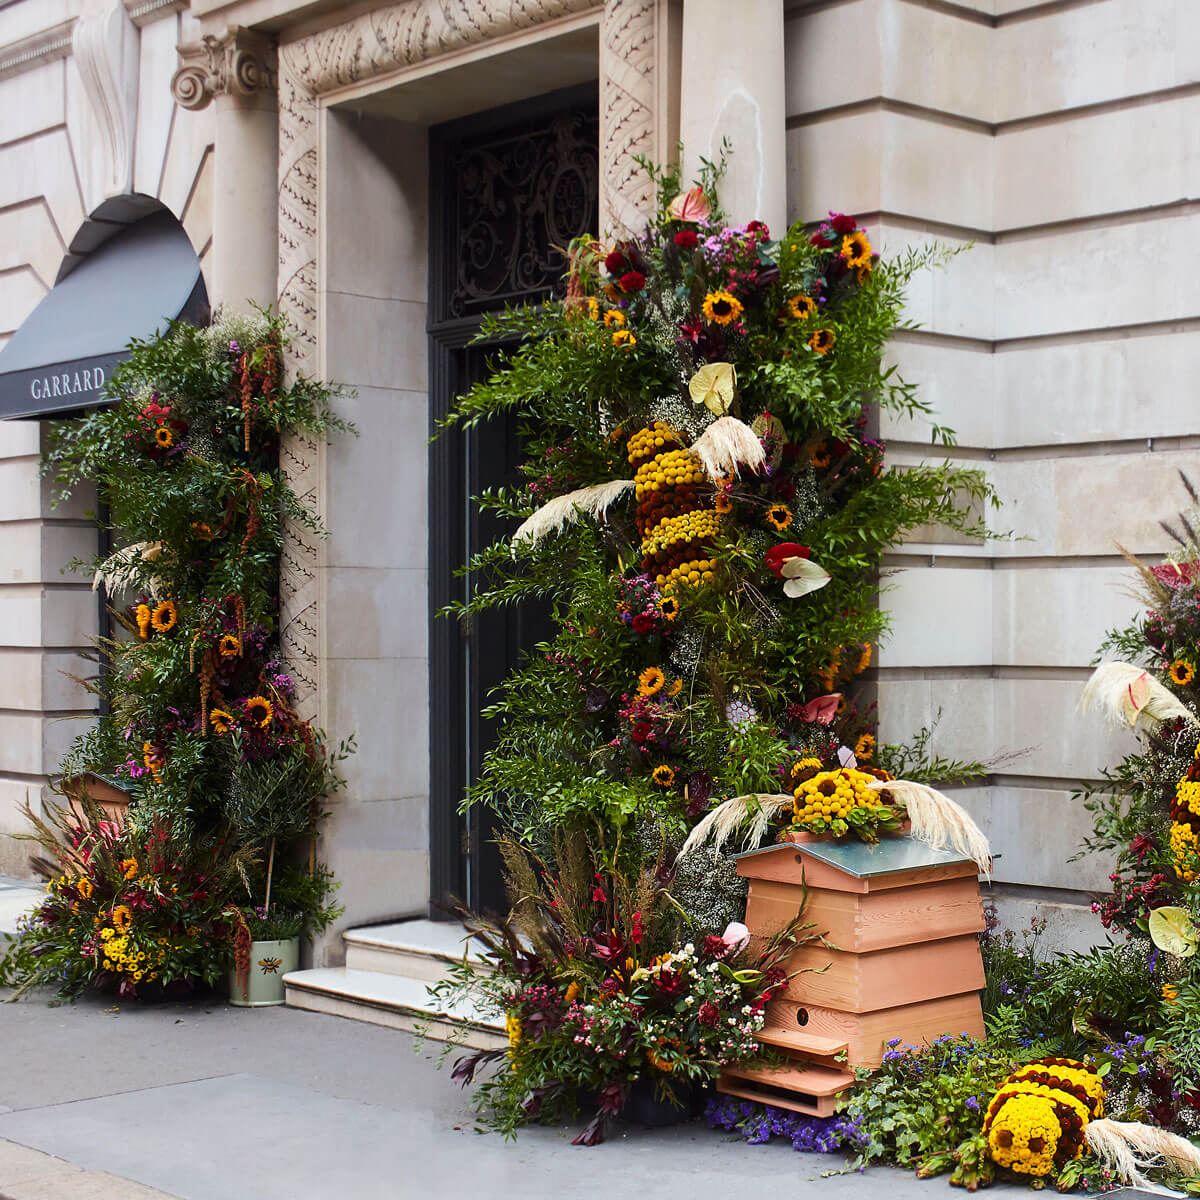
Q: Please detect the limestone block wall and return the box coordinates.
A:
[0,0,214,876]
[785,0,1198,945]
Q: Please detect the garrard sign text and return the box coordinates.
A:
[30,364,106,401]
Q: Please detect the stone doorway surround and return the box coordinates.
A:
[269,0,679,955]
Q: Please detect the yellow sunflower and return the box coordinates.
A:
[855,262,872,284]
[841,231,873,269]
[191,521,214,541]
[856,643,873,675]
[142,741,163,781]
[564,981,580,1004]
[120,858,138,880]
[714,493,733,514]
[637,667,666,697]
[135,603,151,640]
[209,708,234,735]
[154,426,174,449]
[652,764,676,787]
[77,877,94,899]
[612,329,637,351]
[603,308,626,328]
[1170,660,1195,686]
[855,733,876,760]
[219,634,242,659]
[790,757,824,784]
[667,679,684,699]
[809,329,835,356]
[658,595,680,621]
[244,695,274,728]
[150,599,178,633]
[1164,983,1180,1004]
[702,290,744,327]
[787,294,816,320]
[811,442,832,468]
[112,905,132,933]
[765,504,792,532]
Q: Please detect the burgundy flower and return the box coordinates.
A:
[618,271,646,294]
[698,1001,720,1027]
[631,613,655,635]
[830,212,856,234]
[746,219,770,239]
[631,910,644,945]
[1130,833,1154,862]
[656,969,688,997]
[604,249,629,275]
[591,883,608,904]
[590,930,625,964]
[631,721,653,745]
[673,229,699,250]
[703,934,730,959]
[764,542,810,578]
[810,230,836,248]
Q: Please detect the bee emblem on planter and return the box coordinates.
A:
[258,956,284,974]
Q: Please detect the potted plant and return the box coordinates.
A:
[228,906,304,1006]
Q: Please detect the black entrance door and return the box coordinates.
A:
[428,84,599,916]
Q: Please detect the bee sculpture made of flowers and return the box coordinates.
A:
[984,1058,1200,1188]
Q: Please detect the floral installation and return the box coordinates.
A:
[0,312,351,1000]
[443,159,994,879]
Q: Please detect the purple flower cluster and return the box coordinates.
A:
[704,1096,866,1155]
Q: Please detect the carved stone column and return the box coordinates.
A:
[172,28,279,311]
[679,0,787,234]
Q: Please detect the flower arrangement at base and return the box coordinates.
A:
[433,831,825,1146]
[0,799,242,1000]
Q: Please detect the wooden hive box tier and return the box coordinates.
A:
[726,834,987,1093]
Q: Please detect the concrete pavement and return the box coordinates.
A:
[0,986,1038,1200]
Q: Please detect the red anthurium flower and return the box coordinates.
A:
[764,542,810,577]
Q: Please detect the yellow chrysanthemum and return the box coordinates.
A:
[841,231,873,269]
[787,294,816,320]
[99,927,114,941]
[244,695,274,728]
[808,329,835,356]
[637,667,665,698]
[612,329,637,350]
[1170,660,1195,686]
[150,599,177,633]
[652,764,676,787]
[702,291,744,327]
[764,504,792,532]
[1171,821,1200,882]
[506,1012,522,1050]
[209,708,234,735]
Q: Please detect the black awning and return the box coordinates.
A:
[0,209,209,420]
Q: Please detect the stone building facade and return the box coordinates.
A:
[0,0,1191,958]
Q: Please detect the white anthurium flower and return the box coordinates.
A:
[780,556,831,598]
[721,922,751,954]
[688,362,736,416]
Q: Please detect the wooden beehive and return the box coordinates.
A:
[718,833,986,1117]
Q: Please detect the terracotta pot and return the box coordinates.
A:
[61,773,130,830]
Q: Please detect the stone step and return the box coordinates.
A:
[283,967,506,1051]
[717,1062,856,1118]
[342,919,487,982]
